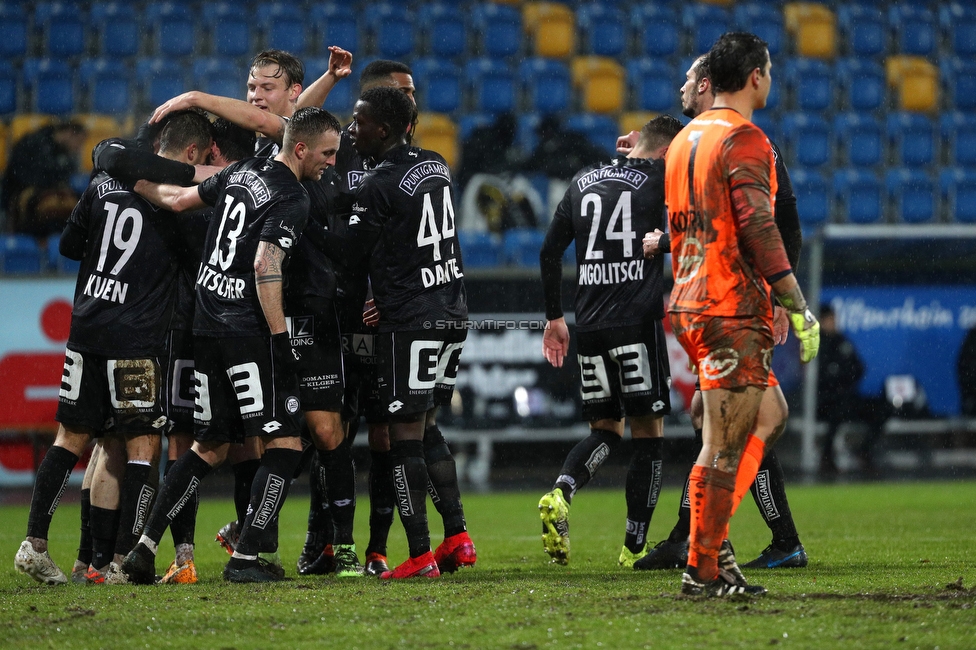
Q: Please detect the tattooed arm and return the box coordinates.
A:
[254,241,288,335]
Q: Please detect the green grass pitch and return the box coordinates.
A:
[1,481,975,649]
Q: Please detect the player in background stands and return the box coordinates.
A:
[536,116,683,567]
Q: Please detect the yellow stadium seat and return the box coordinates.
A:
[784,3,837,59]
[886,56,939,112]
[73,114,124,172]
[524,2,575,58]
[414,113,459,170]
[571,56,626,115]
[619,111,661,139]
[0,122,8,174]
[9,114,56,145]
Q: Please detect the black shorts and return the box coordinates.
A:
[192,335,303,444]
[576,320,672,422]
[342,329,387,424]
[288,297,344,413]
[163,330,196,434]
[375,328,465,421]
[55,346,168,436]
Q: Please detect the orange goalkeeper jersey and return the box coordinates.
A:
[665,108,790,319]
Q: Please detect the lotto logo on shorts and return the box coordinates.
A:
[701,348,740,381]
[262,421,283,433]
[388,400,404,413]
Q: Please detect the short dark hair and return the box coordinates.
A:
[211,118,256,163]
[360,60,412,90]
[358,87,415,139]
[706,32,769,94]
[638,114,684,151]
[250,49,304,87]
[157,109,213,156]
[692,55,711,86]
[283,107,342,151]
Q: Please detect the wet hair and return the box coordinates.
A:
[360,60,413,90]
[157,109,213,156]
[358,87,415,139]
[283,107,342,151]
[637,114,684,151]
[706,32,769,94]
[249,49,305,87]
[211,118,256,163]
[691,55,711,86]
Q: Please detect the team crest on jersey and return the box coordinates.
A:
[347,170,365,189]
[398,160,451,196]
[576,166,648,192]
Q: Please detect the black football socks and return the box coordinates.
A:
[367,449,395,557]
[392,439,431,558]
[140,450,211,553]
[235,448,302,558]
[554,429,621,504]
[27,445,79,542]
[303,453,333,554]
[165,458,198,550]
[318,440,357,545]
[114,460,156,557]
[90,506,121,570]
[750,449,801,550]
[624,437,664,554]
[76,488,93,567]
[232,459,261,530]
[424,424,467,537]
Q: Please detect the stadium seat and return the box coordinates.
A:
[752,111,777,143]
[577,3,626,58]
[0,5,28,59]
[565,114,618,157]
[833,168,883,224]
[790,169,830,226]
[300,57,353,115]
[471,3,521,59]
[941,57,976,111]
[780,112,831,169]
[523,2,575,59]
[459,113,495,143]
[886,56,939,113]
[940,3,976,57]
[626,58,676,113]
[0,122,8,171]
[887,112,935,167]
[146,2,196,57]
[366,3,416,59]
[940,112,976,168]
[571,56,625,115]
[311,4,359,53]
[940,167,976,223]
[418,3,466,58]
[46,235,80,274]
[502,228,546,267]
[22,58,76,116]
[412,58,463,114]
[9,114,56,145]
[458,231,502,268]
[78,59,132,116]
[193,58,241,100]
[35,2,85,59]
[683,4,731,56]
[0,68,17,116]
[886,168,935,223]
[465,58,516,114]
[834,112,883,167]
[74,114,124,173]
[136,57,189,108]
[784,58,834,111]
[784,3,837,59]
[91,2,139,58]
[257,4,306,55]
[519,58,572,114]
[733,3,785,56]
[836,58,886,111]
[837,4,887,58]
[413,113,459,169]
[202,2,254,58]
[619,111,659,139]
[630,4,680,58]
[0,235,42,275]
[890,3,936,57]
[516,113,542,156]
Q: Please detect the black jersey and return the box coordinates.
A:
[254,135,280,158]
[541,156,667,332]
[347,145,467,331]
[169,208,212,332]
[65,172,181,355]
[194,157,309,337]
[770,140,801,270]
[288,177,338,302]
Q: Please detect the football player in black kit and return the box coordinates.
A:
[120,107,343,584]
[631,54,808,572]
[14,112,213,586]
[536,115,683,567]
[344,86,475,579]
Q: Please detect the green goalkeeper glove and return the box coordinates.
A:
[775,285,821,363]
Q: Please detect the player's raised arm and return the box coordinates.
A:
[133,180,207,214]
[151,91,288,144]
[297,45,353,110]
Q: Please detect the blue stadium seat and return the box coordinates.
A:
[834,112,883,167]
[78,59,132,115]
[136,57,189,108]
[146,3,196,57]
[626,59,676,113]
[458,231,501,268]
[193,58,240,100]
[887,168,935,223]
[784,58,834,111]
[940,3,976,57]
[202,2,253,58]
[890,3,936,56]
[887,112,935,167]
[0,68,17,115]
[516,113,542,156]
[412,58,463,114]
[366,3,416,59]
[1,235,42,275]
[565,114,618,157]
[502,228,546,267]
[578,4,626,57]
[940,112,976,168]
[472,3,521,59]
[733,3,785,56]
[418,3,466,58]
[311,4,359,53]
[46,235,80,274]
[836,58,886,111]
[22,58,76,115]
[940,168,976,223]
[465,58,516,114]
[683,4,730,56]
[790,169,830,226]
[780,112,831,168]
[257,4,307,55]
[837,4,887,58]
[518,58,571,114]
[941,57,976,111]
[834,168,883,224]
[459,113,495,143]
[752,111,777,144]
[91,2,139,58]
[35,2,85,59]
[630,4,679,57]
[0,5,29,59]
[301,57,354,114]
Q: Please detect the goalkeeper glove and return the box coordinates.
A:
[775,286,821,363]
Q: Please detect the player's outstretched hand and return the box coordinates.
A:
[772,305,790,345]
[327,46,353,80]
[788,308,820,363]
[150,91,200,124]
[643,229,665,258]
[543,317,570,368]
[616,130,640,155]
[362,299,380,327]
